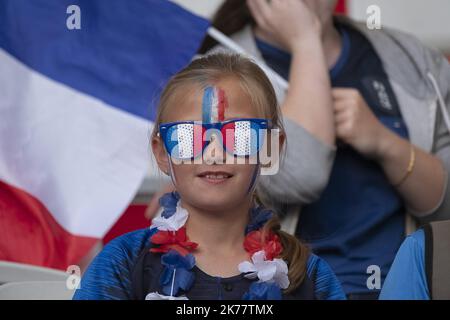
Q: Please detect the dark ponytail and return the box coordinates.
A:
[198,0,255,54]
[261,215,310,294]
[253,194,310,294]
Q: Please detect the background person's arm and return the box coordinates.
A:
[247,0,335,146]
[332,87,447,217]
[248,0,336,206]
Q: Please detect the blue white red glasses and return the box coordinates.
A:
[159,118,270,160]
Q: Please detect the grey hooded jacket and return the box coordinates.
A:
[209,18,450,233]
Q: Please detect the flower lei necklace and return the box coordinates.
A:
[145,191,290,300]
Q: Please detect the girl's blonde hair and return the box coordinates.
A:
[152,53,309,293]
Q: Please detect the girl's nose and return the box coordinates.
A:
[203,133,225,164]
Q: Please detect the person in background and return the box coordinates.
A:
[148,0,450,299]
[380,219,450,300]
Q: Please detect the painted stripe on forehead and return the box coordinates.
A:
[218,88,226,122]
[202,86,213,124]
[202,86,227,123]
[211,87,219,123]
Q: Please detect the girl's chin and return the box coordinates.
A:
[184,184,248,209]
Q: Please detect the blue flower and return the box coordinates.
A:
[160,250,195,296]
[245,207,273,234]
[159,192,180,218]
[161,250,195,269]
[148,227,159,238]
[243,282,282,300]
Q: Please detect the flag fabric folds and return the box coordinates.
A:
[0,0,209,269]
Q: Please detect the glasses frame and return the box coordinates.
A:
[158,118,271,160]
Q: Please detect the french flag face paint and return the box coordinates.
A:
[202,86,227,124]
[200,86,260,194]
[159,85,270,164]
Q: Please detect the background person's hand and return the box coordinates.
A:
[246,0,321,52]
[332,88,389,160]
[144,183,175,220]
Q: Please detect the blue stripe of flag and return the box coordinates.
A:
[0,0,210,121]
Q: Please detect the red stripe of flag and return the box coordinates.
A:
[0,180,98,270]
[335,0,347,14]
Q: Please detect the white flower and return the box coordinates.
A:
[238,250,290,289]
[145,292,189,300]
[150,205,188,231]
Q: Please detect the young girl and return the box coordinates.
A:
[73,53,345,300]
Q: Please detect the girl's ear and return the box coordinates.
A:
[151,135,170,176]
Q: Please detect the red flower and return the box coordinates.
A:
[244,230,283,260]
[150,227,198,256]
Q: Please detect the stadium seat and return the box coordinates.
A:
[0,281,74,300]
[0,260,68,284]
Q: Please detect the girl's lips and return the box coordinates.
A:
[197,171,233,185]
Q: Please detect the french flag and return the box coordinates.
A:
[0,0,209,269]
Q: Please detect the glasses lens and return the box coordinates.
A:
[163,120,267,160]
[222,120,263,157]
[165,123,204,160]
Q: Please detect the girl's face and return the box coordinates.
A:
[153,77,263,212]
